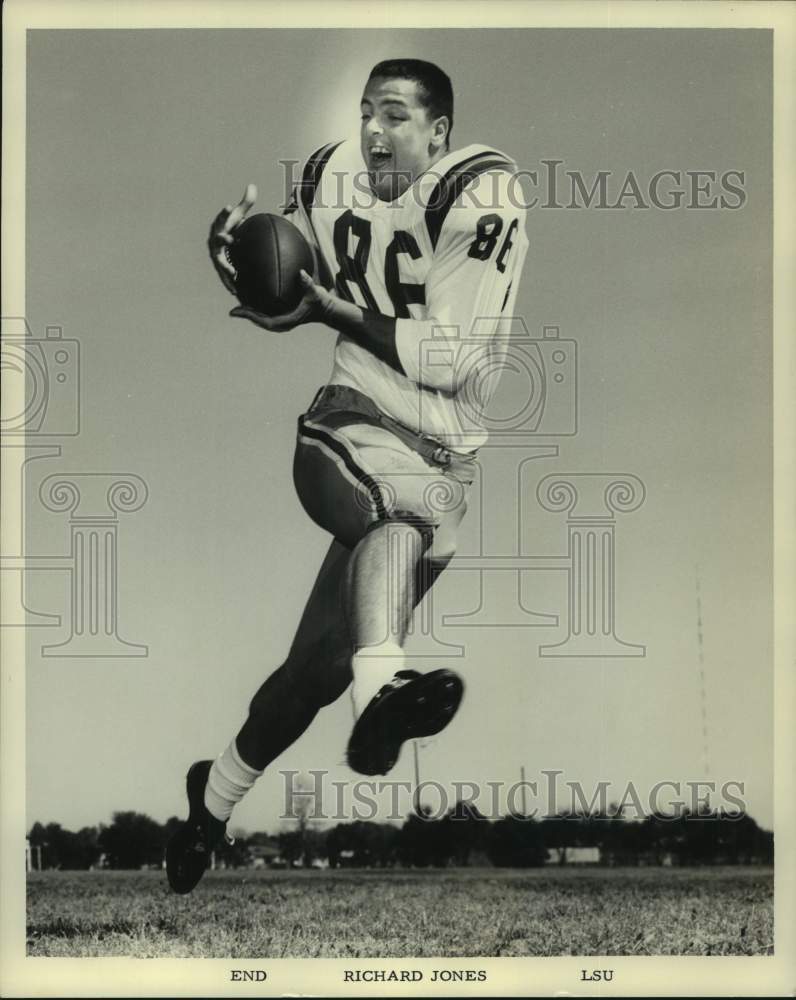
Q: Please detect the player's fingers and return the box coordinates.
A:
[299,270,324,298]
[231,306,297,332]
[213,249,236,277]
[298,271,331,315]
[223,183,258,233]
[212,254,237,294]
[208,236,234,262]
[210,206,232,236]
[230,306,273,326]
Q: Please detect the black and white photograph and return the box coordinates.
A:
[1,1,794,997]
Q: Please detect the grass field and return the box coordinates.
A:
[26,866,773,958]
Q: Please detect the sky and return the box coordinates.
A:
[21,28,772,834]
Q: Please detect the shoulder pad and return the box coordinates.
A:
[299,141,344,218]
[425,149,515,250]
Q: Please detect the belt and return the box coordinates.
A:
[303,384,477,480]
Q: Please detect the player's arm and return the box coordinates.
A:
[232,205,523,349]
[308,293,404,369]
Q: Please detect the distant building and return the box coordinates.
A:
[547,846,601,865]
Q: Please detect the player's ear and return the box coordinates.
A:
[430,115,450,152]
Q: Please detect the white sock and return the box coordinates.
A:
[204,741,264,822]
[351,641,405,719]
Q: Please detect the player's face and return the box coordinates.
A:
[360,77,448,201]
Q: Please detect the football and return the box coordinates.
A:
[227,213,314,315]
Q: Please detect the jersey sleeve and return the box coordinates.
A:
[395,169,529,392]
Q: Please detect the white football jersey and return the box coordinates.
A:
[284,139,529,452]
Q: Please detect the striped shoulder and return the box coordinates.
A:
[425,147,516,250]
[298,140,344,217]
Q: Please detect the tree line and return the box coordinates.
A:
[27,804,773,871]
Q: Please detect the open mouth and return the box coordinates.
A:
[369,146,393,170]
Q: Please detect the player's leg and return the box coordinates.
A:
[342,428,467,714]
[192,516,453,828]
[343,519,424,715]
[342,526,466,775]
[166,539,352,894]
[202,435,445,813]
[201,510,454,826]
[234,523,453,768]
[311,428,468,775]
[344,522,423,648]
[167,418,467,891]
[234,538,353,771]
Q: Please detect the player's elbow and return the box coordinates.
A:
[415,344,490,393]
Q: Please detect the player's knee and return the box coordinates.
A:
[251,650,350,719]
[426,512,466,565]
[313,651,352,708]
[424,538,458,575]
[368,512,436,553]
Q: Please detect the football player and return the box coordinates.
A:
[167,59,528,893]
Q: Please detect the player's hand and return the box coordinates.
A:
[229,270,338,332]
[208,184,258,294]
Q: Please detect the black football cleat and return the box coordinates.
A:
[165,760,229,894]
[346,669,464,776]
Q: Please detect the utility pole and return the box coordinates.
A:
[520,765,528,816]
[695,567,711,780]
[413,741,421,815]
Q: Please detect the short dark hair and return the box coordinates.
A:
[367,59,454,146]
